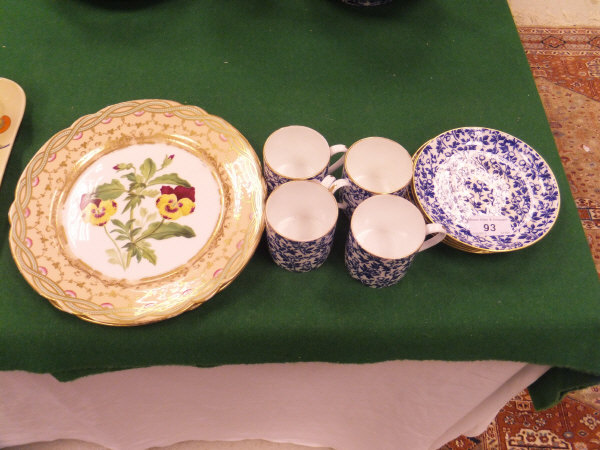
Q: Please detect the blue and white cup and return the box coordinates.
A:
[338,136,413,216]
[265,176,349,272]
[263,125,347,192]
[345,195,446,288]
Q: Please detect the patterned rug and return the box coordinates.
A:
[439,26,600,450]
[520,26,600,275]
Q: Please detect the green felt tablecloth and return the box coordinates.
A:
[1,0,599,410]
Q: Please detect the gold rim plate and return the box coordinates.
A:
[9,99,266,326]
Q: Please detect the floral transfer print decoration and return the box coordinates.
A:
[263,163,327,192]
[340,166,409,217]
[412,127,560,252]
[266,221,335,272]
[81,153,196,270]
[345,230,414,288]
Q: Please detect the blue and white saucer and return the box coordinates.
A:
[412,127,560,253]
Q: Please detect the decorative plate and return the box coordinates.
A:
[9,99,266,326]
[412,127,560,252]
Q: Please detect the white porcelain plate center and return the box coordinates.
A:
[62,143,222,281]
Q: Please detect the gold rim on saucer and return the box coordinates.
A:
[411,127,560,254]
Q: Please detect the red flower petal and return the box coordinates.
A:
[160,186,175,195]
[174,185,195,202]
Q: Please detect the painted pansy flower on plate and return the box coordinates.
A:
[412,127,560,253]
[75,153,198,271]
[9,99,266,326]
[156,185,196,220]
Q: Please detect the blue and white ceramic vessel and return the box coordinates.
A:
[262,125,346,192]
[344,195,445,288]
[265,178,342,272]
[412,127,560,252]
[345,230,414,288]
[340,166,409,216]
[264,164,327,193]
[266,221,336,272]
[339,136,413,216]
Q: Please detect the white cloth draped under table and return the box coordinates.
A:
[0,360,549,450]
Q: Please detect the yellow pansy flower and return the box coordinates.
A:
[155,186,196,220]
[80,196,118,226]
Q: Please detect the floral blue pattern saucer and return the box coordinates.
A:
[412,127,560,253]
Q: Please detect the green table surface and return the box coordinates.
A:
[1,0,599,410]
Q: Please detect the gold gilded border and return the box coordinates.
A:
[9,99,266,326]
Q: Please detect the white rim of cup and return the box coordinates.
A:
[350,195,426,259]
[266,180,339,242]
[343,136,413,194]
[263,126,331,180]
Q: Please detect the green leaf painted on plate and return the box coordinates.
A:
[124,240,157,265]
[122,193,143,214]
[139,242,157,265]
[125,172,143,184]
[148,173,192,187]
[95,179,126,200]
[141,221,196,240]
[140,158,157,181]
[141,189,160,197]
[106,248,122,266]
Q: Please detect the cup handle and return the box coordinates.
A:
[320,175,351,206]
[418,223,446,252]
[327,144,348,174]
